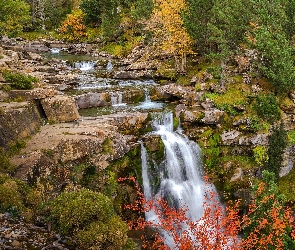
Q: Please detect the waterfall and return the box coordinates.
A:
[50,48,60,54]
[111,92,125,106]
[75,61,95,71]
[141,112,212,247]
[106,61,113,72]
[136,89,163,110]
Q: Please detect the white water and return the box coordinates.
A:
[50,48,60,54]
[111,92,126,107]
[75,61,96,71]
[141,112,212,247]
[106,61,113,72]
[136,90,163,110]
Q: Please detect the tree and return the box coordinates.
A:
[58,9,87,42]
[25,0,79,30]
[148,0,193,73]
[0,0,31,37]
[119,176,242,249]
[80,0,122,38]
[183,0,249,57]
[246,0,295,94]
[242,170,295,249]
[119,175,295,249]
[265,123,287,180]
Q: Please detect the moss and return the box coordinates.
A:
[41,189,114,234]
[287,130,295,145]
[102,137,114,154]
[0,148,14,173]
[204,83,249,116]
[110,146,142,180]
[176,75,191,86]
[76,216,129,249]
[0,174,32,214]
[278,169,295,208]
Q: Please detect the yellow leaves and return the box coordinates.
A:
[58,9,86,42]
[149,0,193,56]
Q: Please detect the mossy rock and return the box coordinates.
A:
[278,169,295,208]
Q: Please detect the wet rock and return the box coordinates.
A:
[155,83,198,105]
[41,95,80,123]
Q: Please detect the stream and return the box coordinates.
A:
[45,50,216,248]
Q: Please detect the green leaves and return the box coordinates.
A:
[0,0,30,37]
[2,70,38,90]
[253,93,281,124]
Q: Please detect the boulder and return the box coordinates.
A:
[75,92,109,109]
[221,130,241,145]
[0,101,43,149]
[201,109,225,124]
[183,109,204,123]
[41,95,80,123]
[11,115,140,183]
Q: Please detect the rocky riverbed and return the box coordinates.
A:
[1,37,295,249]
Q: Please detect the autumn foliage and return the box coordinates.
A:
[119,172,295,249]
[148,0,193,72]
[58,9,86,42]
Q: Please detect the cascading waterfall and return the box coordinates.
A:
[75,61,96,71]
[50,48,60,54]
[141,112,213,247]
[136,89,163,110]
[111,92,125,106]
[106,61,113,72]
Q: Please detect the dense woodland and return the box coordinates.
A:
[1,0,295,249]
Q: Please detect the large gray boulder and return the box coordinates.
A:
[41,95,80,123]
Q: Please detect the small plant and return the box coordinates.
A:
[206,65,222,79]
[253,145,269,167]
[253,93,281,124]
[2,70,38,90]
[2,84,11,92]
[287,130,295,145]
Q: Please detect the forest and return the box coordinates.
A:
[0,0,295,249]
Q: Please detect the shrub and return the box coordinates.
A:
[253,93,281,124]
[43,189,114,234]
[0,175,31,214]
[42,188,130,249]
[76,216,129,250]
[253,145,268,167]
[2,70,38,90]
